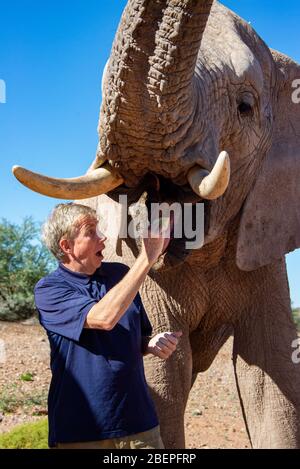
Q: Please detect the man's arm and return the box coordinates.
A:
[85,255,152,330]
[85,229,170,331]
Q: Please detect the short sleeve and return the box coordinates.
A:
[135,293,152,337]
[34,280,97,341]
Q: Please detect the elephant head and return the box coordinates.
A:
[13,0,300,273]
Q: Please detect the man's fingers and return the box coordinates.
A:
[162,235,171,254]
[162,331,182,344]
[149,331,183,359]
[171,331,183,338]
[153,346,169,359]
[158,337,176,351]
[162,334,178,346]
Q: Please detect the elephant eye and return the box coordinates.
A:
[238,101,253,116]
[237,92,255,118]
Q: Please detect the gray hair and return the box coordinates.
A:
[42,203,98,261]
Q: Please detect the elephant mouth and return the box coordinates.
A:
[109,172,211,271]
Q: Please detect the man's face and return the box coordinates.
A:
[64,216,106,275]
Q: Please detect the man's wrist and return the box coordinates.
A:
[138,252,155,270]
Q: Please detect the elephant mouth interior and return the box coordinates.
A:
[110,172,211,268]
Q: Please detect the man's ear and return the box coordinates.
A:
[237,51,300,271]
[59,238,73,256]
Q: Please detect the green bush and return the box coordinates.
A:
[0,217,56,321]
[0,419,48,449]
[20,372,34,382]
[0,382,48,414]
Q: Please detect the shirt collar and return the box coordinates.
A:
[58,263,105,285]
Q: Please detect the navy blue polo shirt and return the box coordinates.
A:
[34,262,158,447]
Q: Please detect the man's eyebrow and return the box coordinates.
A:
[84,222,97,229]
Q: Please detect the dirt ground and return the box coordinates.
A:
[0,320,249,448]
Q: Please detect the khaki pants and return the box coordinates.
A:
[56,425,164,449]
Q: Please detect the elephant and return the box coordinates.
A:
[13,0,300,449]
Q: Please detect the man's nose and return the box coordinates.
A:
[98,232,107,242]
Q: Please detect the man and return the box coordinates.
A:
[34,203,182,449]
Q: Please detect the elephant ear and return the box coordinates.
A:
[237,51,300,271]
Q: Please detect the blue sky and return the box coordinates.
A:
[0,0,299,305]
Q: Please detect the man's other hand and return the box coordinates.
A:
[147,331,182,359]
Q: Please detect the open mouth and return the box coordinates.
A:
[146,176,211,270]
[110,172,211,270]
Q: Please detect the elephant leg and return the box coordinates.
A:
[144,326,192,449]
[232,262,300,448]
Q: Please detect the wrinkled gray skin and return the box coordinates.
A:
[83,0,300,448]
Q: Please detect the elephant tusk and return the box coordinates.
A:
[187,151,230,200]
[12,163,124,200]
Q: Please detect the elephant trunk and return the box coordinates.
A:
[147,0,214,113]
[99,0,214,177]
